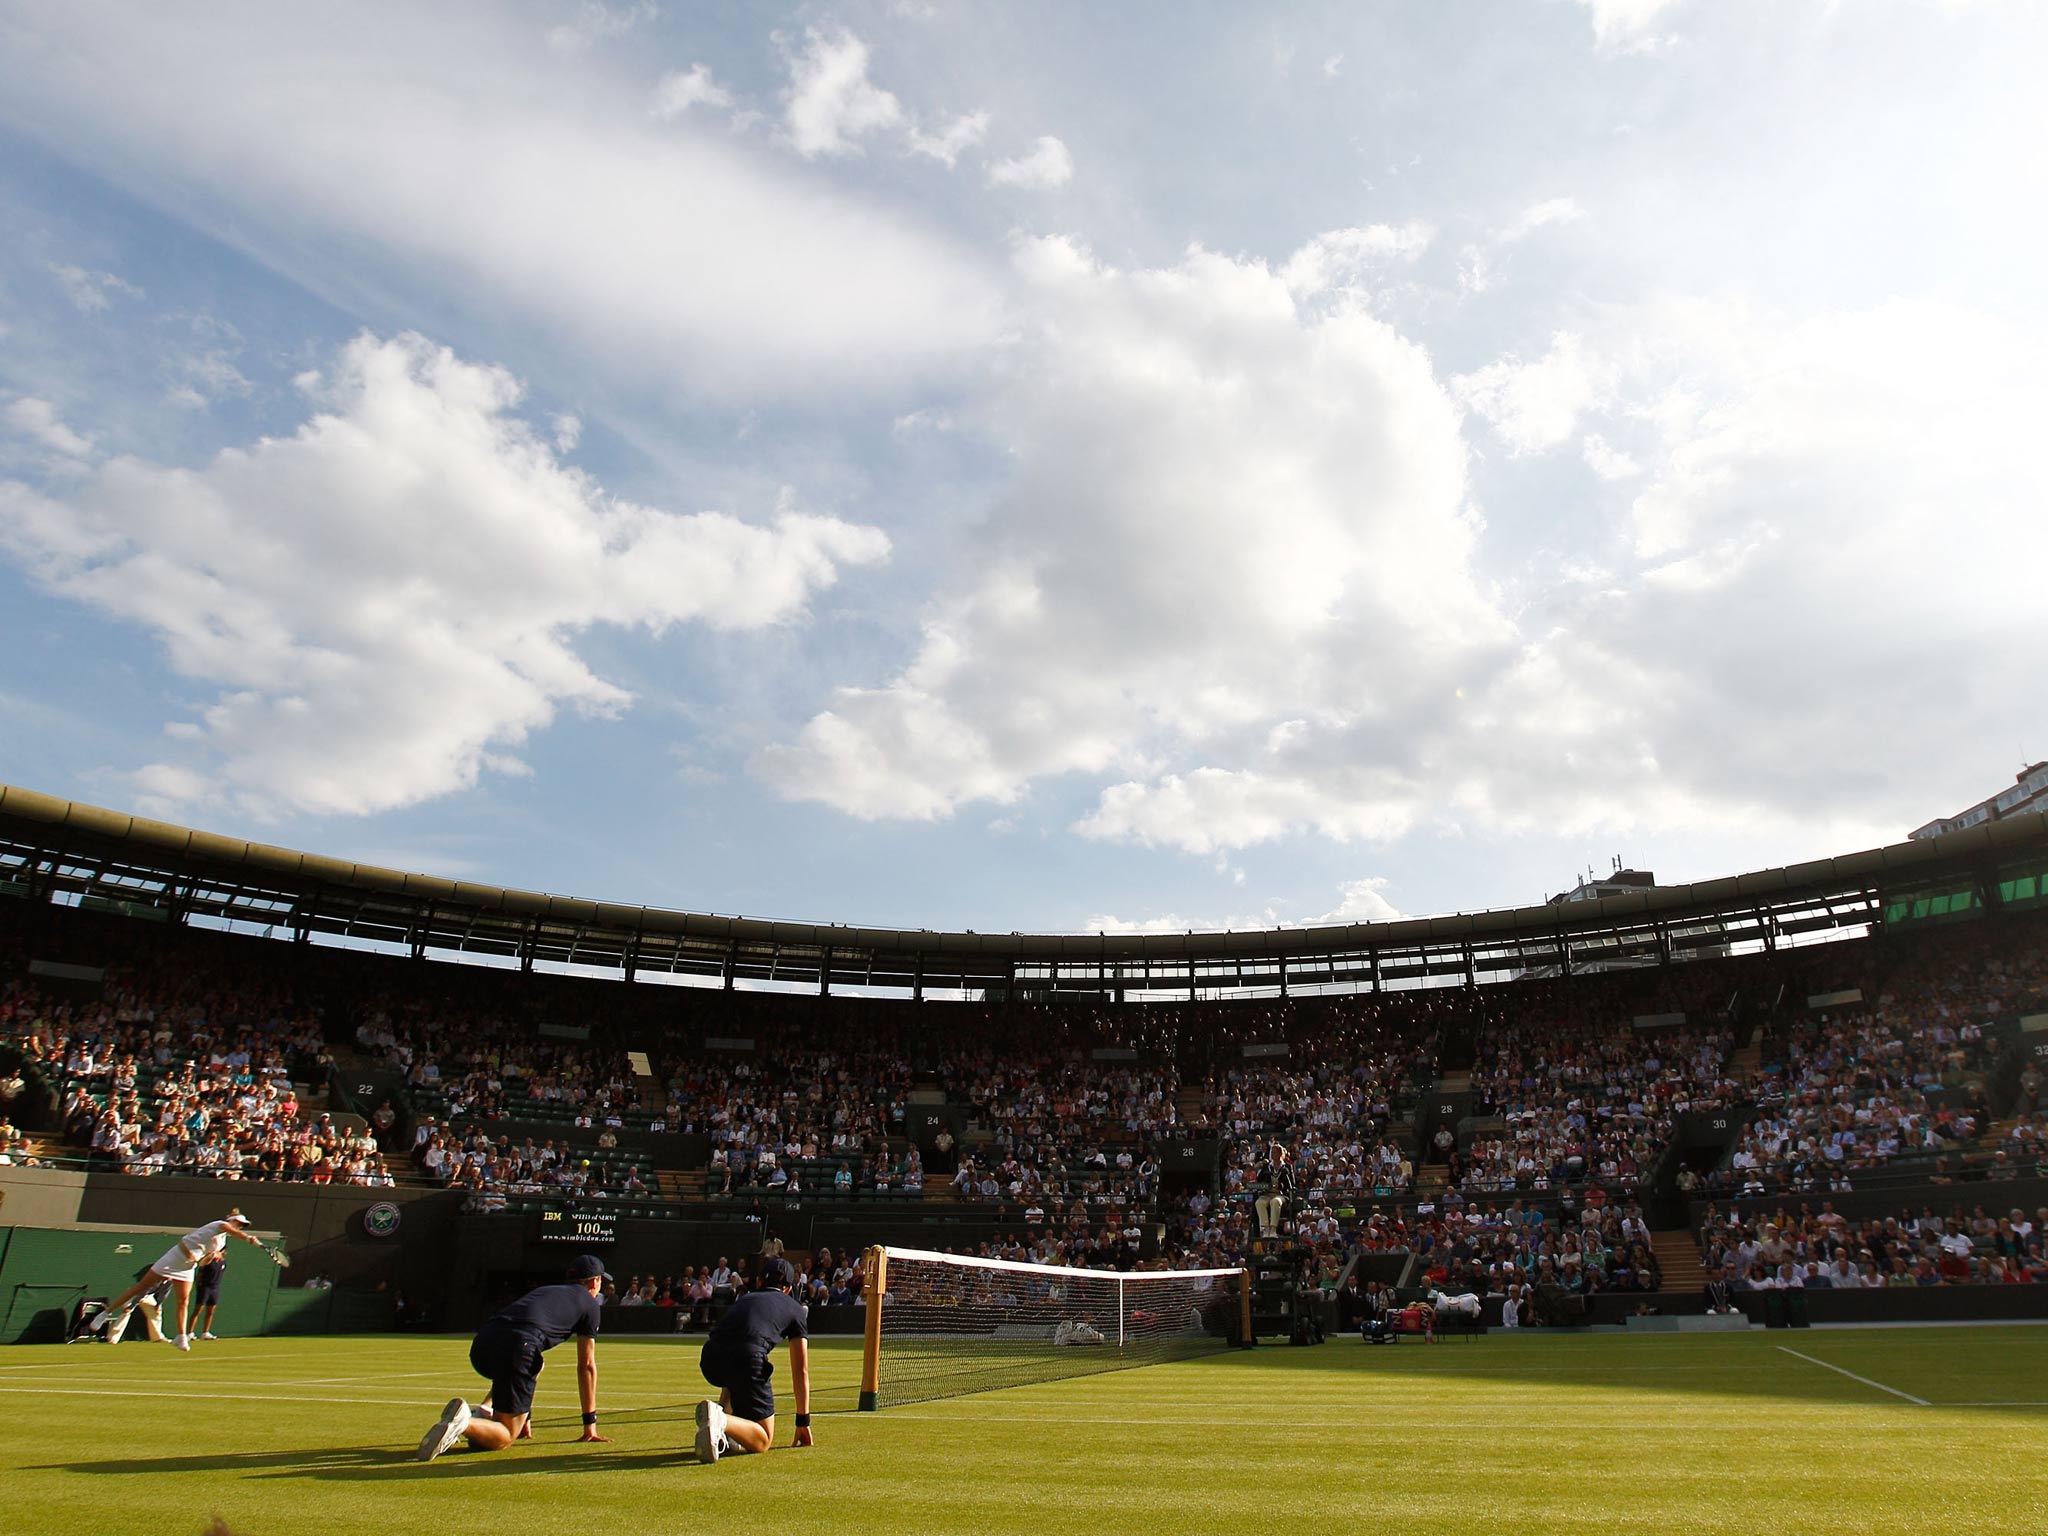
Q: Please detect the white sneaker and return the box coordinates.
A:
[694,1399,726,1464]
[199,1332,219,1341]
[167,1334,191,1351]
[417,1398,471,1462]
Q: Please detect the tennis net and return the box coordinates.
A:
[857,1244,1247,1410]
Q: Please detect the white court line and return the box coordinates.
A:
[989,1365,1738,1383]
[878,1410,1943,1430]
[1925,1400,2048,1408]
[5,1377,473,1394]
[299,1370,456,1385]
[0,1350,349,1370]
[0,1385,433,1408]
[1775,1346,1929,1406]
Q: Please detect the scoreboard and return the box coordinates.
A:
[533,1207,618,1246]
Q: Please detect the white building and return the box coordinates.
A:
[1549,863,1657,905]
[1910,762,2048,841]
[1529,861,1728,972]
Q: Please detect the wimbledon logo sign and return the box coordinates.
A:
[364,1202,402,1238]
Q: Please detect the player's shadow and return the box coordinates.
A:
[39,1446,710,1481]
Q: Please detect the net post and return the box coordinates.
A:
[1238,1266,1253,1348]
[1117,1276,1125,1349]
[859,1245,888,1411]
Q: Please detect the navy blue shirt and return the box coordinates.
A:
[488,1283,602,1350]
[705,1288,808,1361]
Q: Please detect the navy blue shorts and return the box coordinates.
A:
[470,1325,544,1418]
[700,1343,775,1421]
[193,1269,223,1306]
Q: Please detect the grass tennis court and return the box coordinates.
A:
[2,1327,2043,1536]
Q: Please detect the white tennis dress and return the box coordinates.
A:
[149,1219,241,1283]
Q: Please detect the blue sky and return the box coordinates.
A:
[1,0,2043,934]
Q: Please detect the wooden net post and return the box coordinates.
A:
[1239,1265,1253,1348]
[859,1244,888,1410]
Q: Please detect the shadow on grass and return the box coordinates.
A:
[1154,1326,2048,1419]
[36,1445,718,1481]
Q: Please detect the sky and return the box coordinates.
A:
[0,0,2043,937]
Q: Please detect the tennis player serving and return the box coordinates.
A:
[100,1210,274,1351]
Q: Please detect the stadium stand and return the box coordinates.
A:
[1703,917,2048,1198]
[4,805,2048,1326]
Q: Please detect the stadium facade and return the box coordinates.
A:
[3,780,2044,1001]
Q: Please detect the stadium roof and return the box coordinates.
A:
[2,781,2044,997]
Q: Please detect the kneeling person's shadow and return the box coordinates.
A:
[39,1444,703,1482]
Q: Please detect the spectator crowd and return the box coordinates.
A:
[0,935,388,1182]
[2,900,2046,1296]
[1697,1199,2048,1291]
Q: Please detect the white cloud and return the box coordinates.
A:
[907,110,991,168]
[0,11,999,398]
[1455,331,1608,454]
[6,0,2032,919]
[1281,222,1435,299]
[1580,432,1639,480]
[1457,198,1582,296]
[1076,770,1417,855]
[546,1,658,56]
[0,332,889,816]
[651,63,733,118]
[4,396,96,459]
[1087,875,1402,935]
[892,407,954,435]
[1323,53,1344,78]
[1575,0,1686,56]
[758,232,1508,833]
[1497,196,1585,244]
[46,262,143,313]
[1086,911,1217,935]
[1441,295,2048,841]
[128,763,212,810]
[165,344,250,410]
[778,27,991,169]
[781,26,905,157]
[986,135,1074,190]
[766,250,2046,864]
[1456,246,1493,295]
[1321,876,1402,923]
